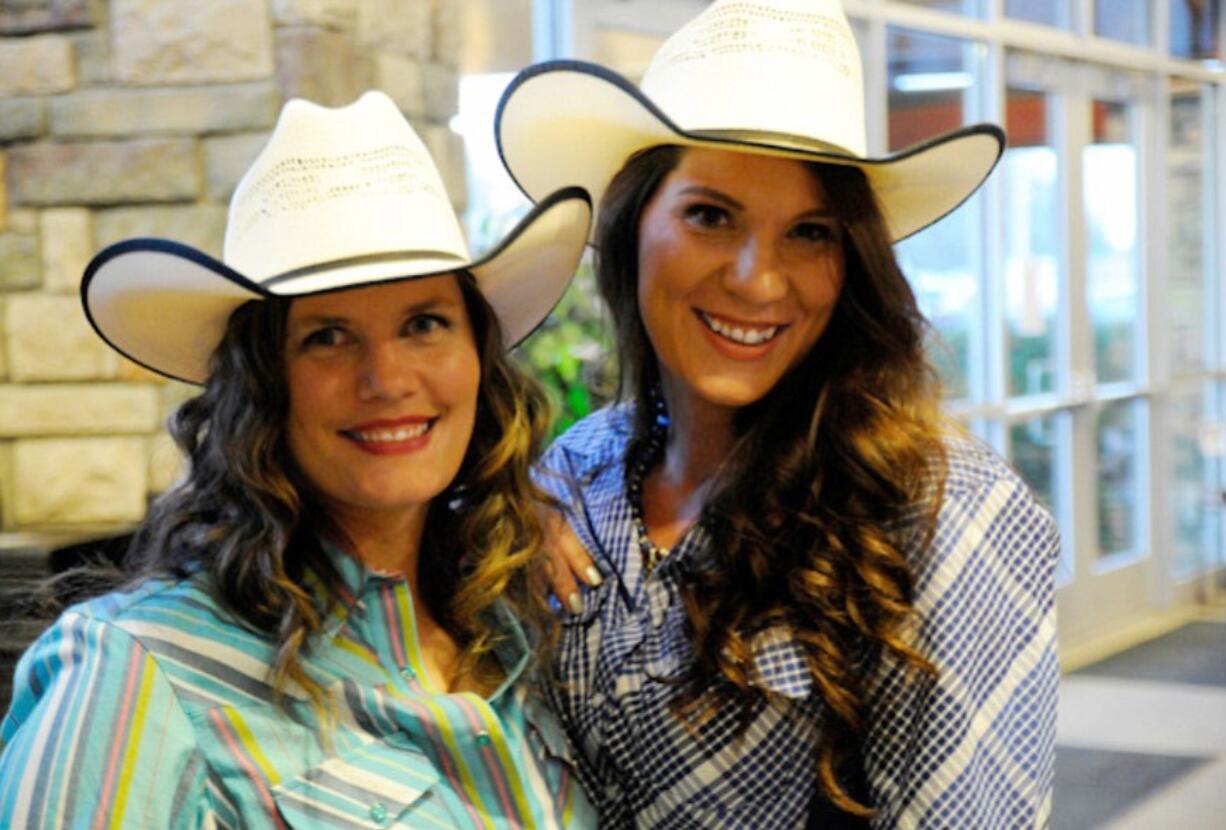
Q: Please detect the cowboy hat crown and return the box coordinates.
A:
[83,91,592,384]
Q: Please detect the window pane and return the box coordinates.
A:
[1170,0,1222,59]
[1003,86,1060,397]
[1170,389,1216,577]
[1168,81,1210,376]
[1005,0,1072,28]
[1095,0,1151,46]
[456,73,530,247]
[453,0,538,244]
[1085,99,1139,385]
[1009,413,1071,581]
[896,0,982,14]
[888,28,984,400]
[888,30,977,149]
[1097,399,1144,558]
[1211,382,1226,571]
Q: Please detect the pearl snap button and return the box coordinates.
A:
[369,801,388,824]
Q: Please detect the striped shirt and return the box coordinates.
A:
[537,404,1061,828]
[0,540,596,829]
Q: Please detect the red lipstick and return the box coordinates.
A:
[340,416,435,456]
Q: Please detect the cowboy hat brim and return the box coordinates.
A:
[82,186,593,385]
[496,60,1005,242]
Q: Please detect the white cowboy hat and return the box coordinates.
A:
[496,0,1003,242]
[82,90,593,384]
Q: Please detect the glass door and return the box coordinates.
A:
[998,52,1161,654]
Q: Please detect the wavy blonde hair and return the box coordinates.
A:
[128,271,554,712]
[596,146,946,817]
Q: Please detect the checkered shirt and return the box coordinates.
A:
[537,405,1060,828]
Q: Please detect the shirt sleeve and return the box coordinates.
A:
[0,610,213,829]
[865,470,1061,829]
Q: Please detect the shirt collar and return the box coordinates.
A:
[313,537,533,700]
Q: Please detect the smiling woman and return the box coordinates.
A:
[0,92,597,828]
[495,0,1061,827]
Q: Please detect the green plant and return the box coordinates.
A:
[514,258,618,438]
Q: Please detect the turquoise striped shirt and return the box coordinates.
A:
[0,541,596,829]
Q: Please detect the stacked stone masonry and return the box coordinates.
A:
[0,0,465,531]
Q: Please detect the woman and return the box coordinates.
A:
[496,0,1060,827]
[0,91,597,828]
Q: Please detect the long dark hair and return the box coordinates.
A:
[127,271,554,709]
[596,145,946,816]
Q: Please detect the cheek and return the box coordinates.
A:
[636,236,693,337]
[439,343,481,412]
[636,272,673,359]
[285,364,331,421]
[802,259,846,315]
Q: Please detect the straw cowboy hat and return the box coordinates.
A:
[496,0,1003,242]
[82,90,593,384]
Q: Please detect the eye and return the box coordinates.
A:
[789,220,840,244]
[300,325,351,350]
[681,202,732,230]
[403,313,451,340]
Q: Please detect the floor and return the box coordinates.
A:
[1054,620,1226,829]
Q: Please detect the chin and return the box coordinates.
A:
[340,479,445,514]
[693,377,775,409]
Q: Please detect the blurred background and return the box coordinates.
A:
[0,0,1223,826]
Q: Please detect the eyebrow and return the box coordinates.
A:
[678,185,743,210]
[677,185,837,221]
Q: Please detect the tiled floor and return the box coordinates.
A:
[1054,621,1226,829]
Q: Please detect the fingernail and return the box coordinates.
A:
[584,566,604,587]
[566,592,584,615]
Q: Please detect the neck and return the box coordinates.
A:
[636,377,738,552]
[330,503,428,579]
[656,377,737,490]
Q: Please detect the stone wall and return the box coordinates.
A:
[0,0,465,531]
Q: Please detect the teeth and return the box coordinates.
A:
[700,312,779,345]
[351,422,431,442]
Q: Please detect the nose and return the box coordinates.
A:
[357,341,418,402]
[724,233,788,305]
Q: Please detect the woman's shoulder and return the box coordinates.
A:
[6,578,222,723]
[56,571,265,666]
[541,402,634,474]
[32,572,282,709]
[939,431,1031,497]
[918,431,1061,570]
[65,571,223,628]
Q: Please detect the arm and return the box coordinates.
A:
[0,610,212,829]
[865,471,1061,829]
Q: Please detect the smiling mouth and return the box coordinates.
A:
[696,310,784,346]
[342,420,434,444]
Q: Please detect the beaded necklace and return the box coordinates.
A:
[626,397,671,575]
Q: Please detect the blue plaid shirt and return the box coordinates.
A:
[537,405,1060,828]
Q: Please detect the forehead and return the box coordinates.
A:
[288,272,464,321]
[665,146,831,206]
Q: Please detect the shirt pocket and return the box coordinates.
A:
[271,739,440,828]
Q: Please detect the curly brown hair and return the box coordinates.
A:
[596,145,946,817]
[127,271,554,711]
